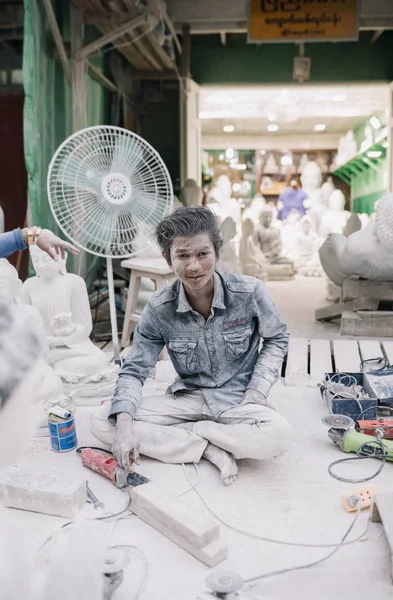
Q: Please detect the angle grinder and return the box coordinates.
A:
[321,415,393,459]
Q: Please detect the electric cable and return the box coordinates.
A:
[327,438,387,484]
[243,502,362,584]
[181,464,370,549]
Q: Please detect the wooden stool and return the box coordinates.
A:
[121,256,174,348]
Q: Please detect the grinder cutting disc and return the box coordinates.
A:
[321,415,354,429]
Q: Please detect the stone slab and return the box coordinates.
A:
[342,279,393,302]
[340,311,393,337]
[131,482,219,549]
[315,297,379,322]
[0,467,86,518]
[132,503,228,567]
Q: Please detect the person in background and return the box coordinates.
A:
[0,226,79,260]
[277,179,308,221]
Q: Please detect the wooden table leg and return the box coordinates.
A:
[121,271,141,347]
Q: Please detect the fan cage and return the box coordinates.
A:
[47,126,173,258]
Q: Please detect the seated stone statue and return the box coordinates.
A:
[254,208,294,266]
[0,258,74,418]
[21,246,117,401]
[206,174,241,223]
[319,193,393,286]
[217,217,241,273]
[239,219,267,281]
[294,217,323,277]
[319,189,350,238]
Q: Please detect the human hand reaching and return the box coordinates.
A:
[37,229,79,260]
[112,413,140,472]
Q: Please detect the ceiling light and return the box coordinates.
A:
[267,124,279,132]
[367,150,382,158]
[267,114,276,122]
[370,116,382,130]
[260,150,266,155]
[280,155,292,166]
[314,124,326,132]
[223,125,235,132]
[333,93,346,102]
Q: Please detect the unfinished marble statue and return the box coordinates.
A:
[264,153,279,173]
[343,213,362,237]
[321,176,335,206]
[254,209,295,280]
[335,131,358,167]
[0,259,73,418]
[319,189,350,238]
[217,217,240,273]
[239,218,267,280]
[179,179,202,207]
[300,161,323,231]
[319,193,393,286]
[280,209,302,260]
[21,247,117,402]
[294,217,323,277]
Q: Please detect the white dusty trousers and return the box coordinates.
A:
[90,390,293,465]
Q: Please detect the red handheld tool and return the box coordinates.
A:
[356,419,393,440]
[77,447,149,488]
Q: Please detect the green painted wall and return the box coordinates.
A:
[138,87,180,187]
[190,31,393,85]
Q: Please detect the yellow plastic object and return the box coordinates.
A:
[342,487,379,512]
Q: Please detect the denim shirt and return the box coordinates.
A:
[0,229,26,258]
[109,271,289,422]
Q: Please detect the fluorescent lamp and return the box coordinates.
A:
[223,125,235,132]
[370,116,382,130]
[267,124,279,132]
[314,124,326,132]
[367,150,382,158]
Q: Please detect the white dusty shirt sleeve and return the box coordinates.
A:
[109,301,165,422]
[246,280,289,399]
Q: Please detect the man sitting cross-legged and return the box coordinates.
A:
[91,206,292,485]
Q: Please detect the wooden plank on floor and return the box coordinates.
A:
[332,340,361,373]
[309,339,332,385]
[382,341,393,367]
[315,297,379,322]
[285,338,309,386]
[358,340,384,371]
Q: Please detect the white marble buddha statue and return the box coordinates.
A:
[217,217,240,273]
[207,174,241,223]
[319,189,350,238]
[280,208,302,260]
[239,219,267,281]
[241,194,266,225]
[300,161,323,231]
[0,258,74,417]
[21,247,117,401]
[319,193,393,286]
[294,217,323,277]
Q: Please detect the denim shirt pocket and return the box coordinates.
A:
[168,339,200,373]
[222,326,252,361]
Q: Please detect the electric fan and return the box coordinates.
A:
[47,125,173,363]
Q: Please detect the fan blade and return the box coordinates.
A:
[109,135,144,179]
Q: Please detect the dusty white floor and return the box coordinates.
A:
[3,276,393,599]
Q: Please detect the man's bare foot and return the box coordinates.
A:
[203,442,238,485]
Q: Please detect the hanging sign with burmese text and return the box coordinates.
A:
[248,0,359,43]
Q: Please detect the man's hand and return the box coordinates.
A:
[37,229,79,260]
[241,388,274,409]
[112,413,140,472]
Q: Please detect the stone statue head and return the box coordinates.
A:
[242,218,254,237]
[259,208,273,228]
[300,216,312,235]
[221,217,237,243]
[329,189,345,211]
[0,259,21,304]
[375,193,393,248]
[30,245,67,280]
[300,161,322,190]
[179,179,202,207]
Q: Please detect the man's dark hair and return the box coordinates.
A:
[154,206,222,266]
